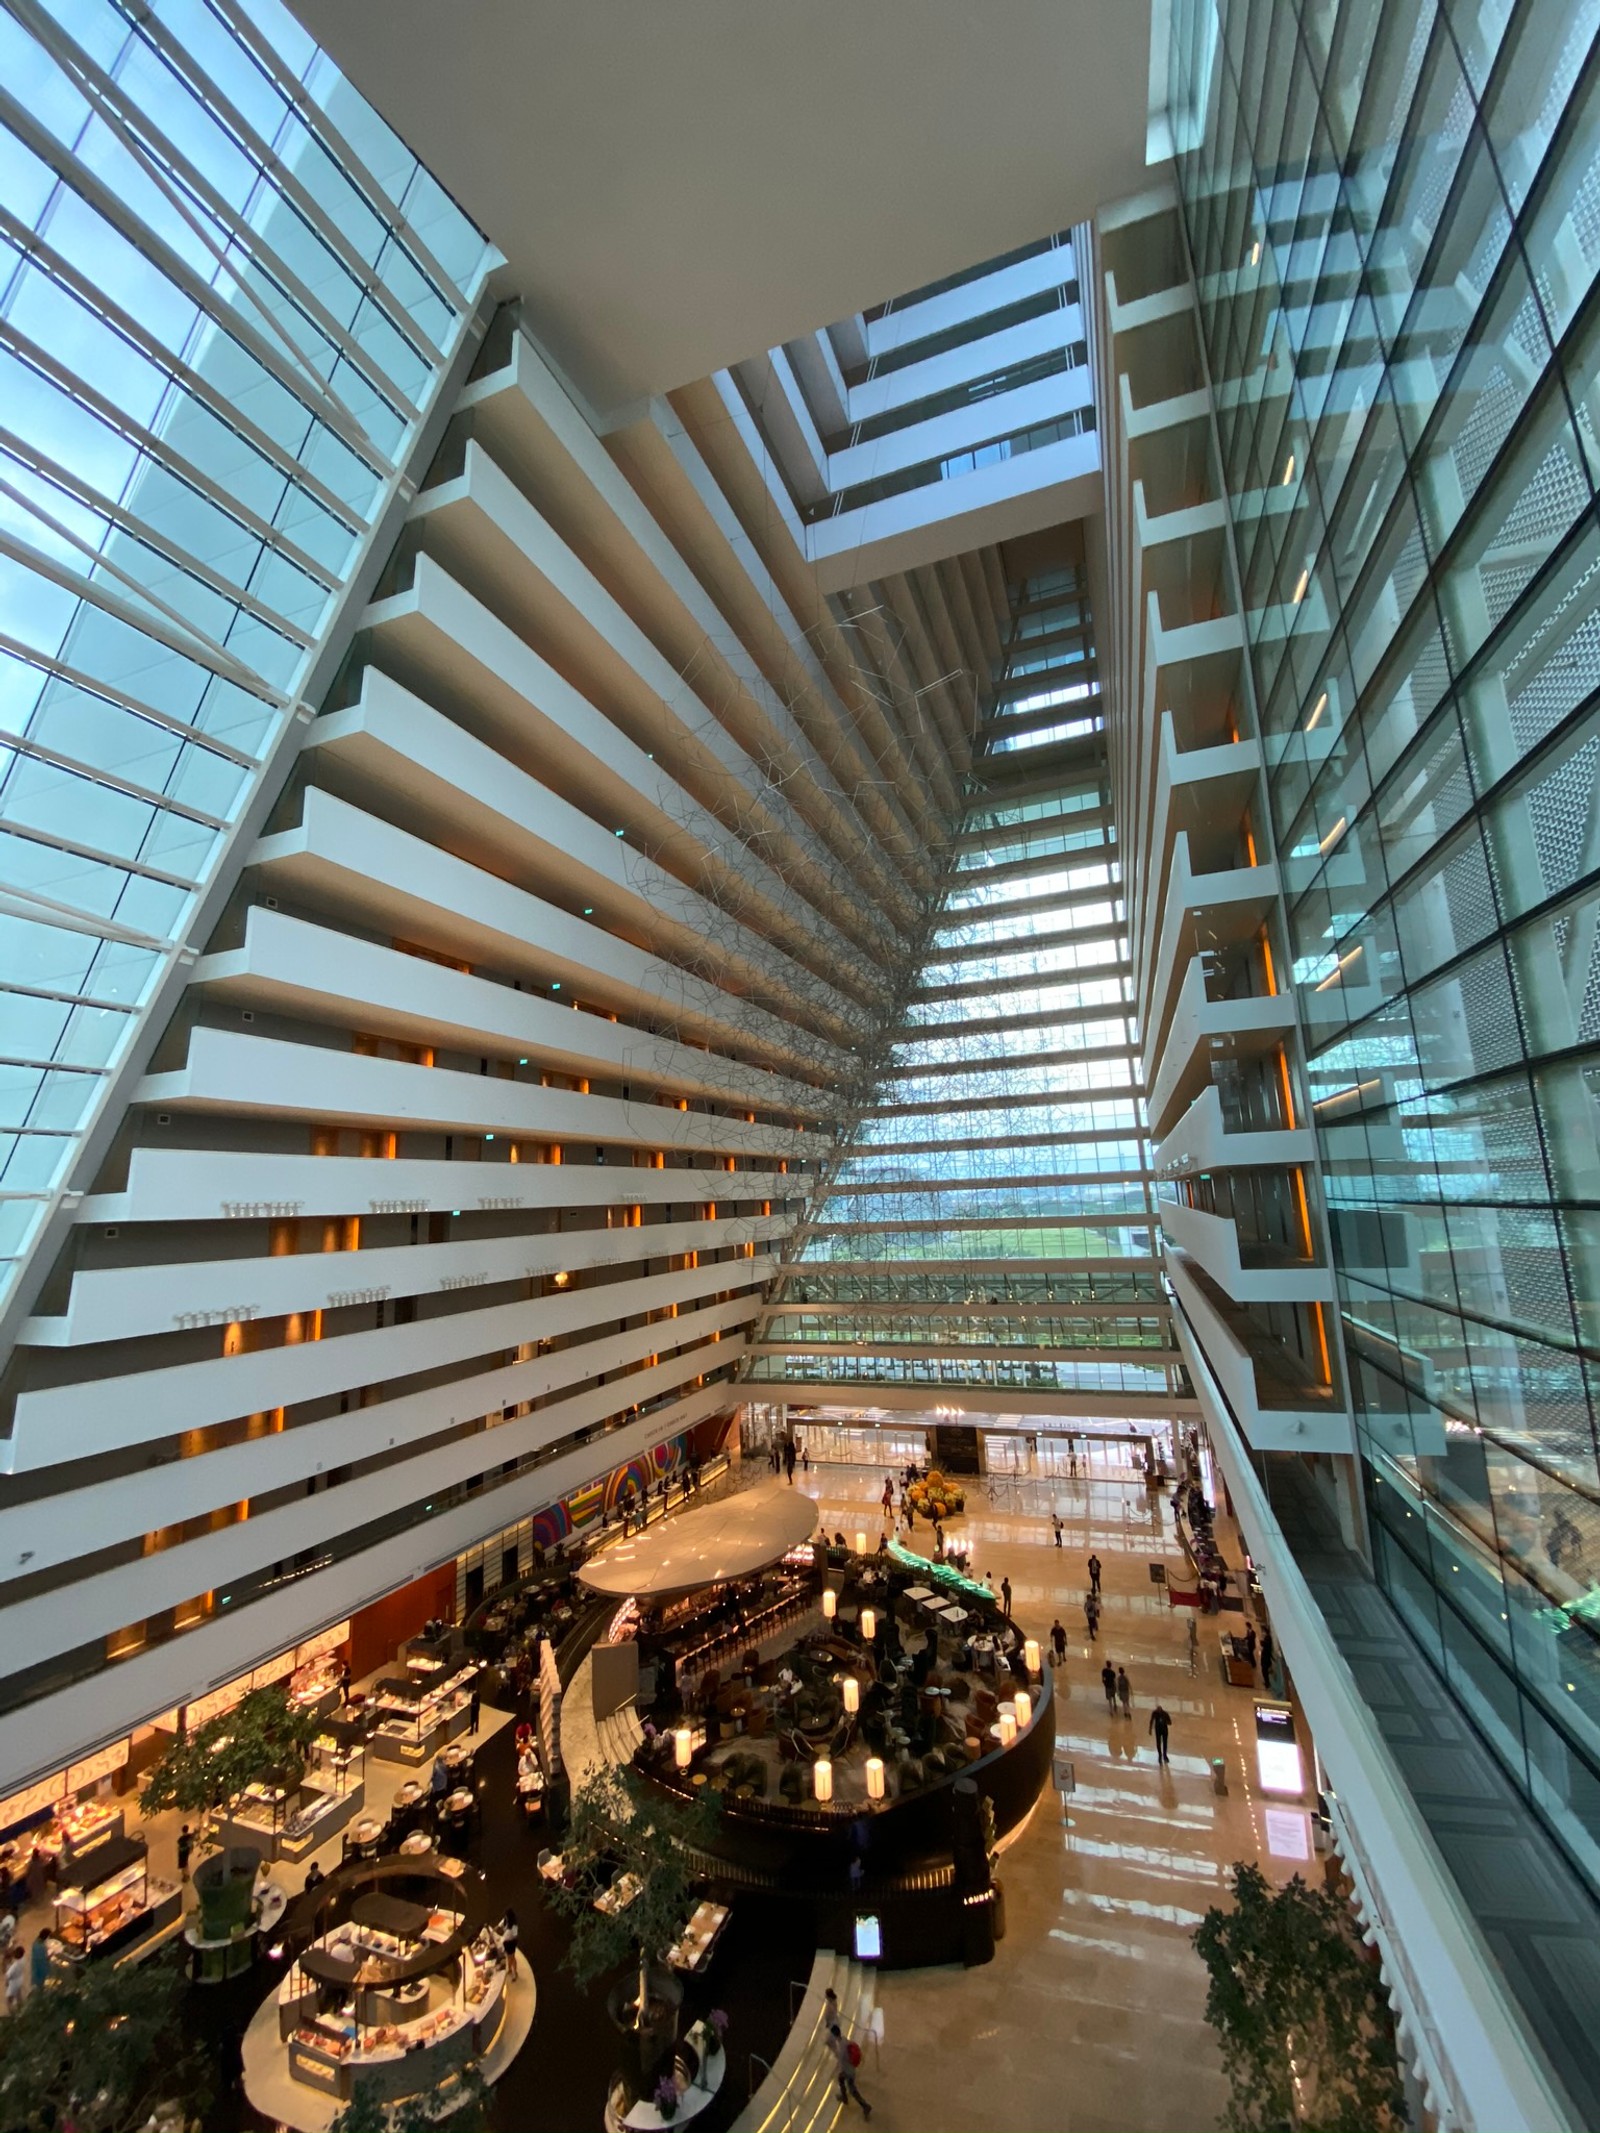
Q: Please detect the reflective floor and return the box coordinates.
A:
[796,1458,1282,2133]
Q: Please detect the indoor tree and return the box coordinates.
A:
[1193,1861,1408,2133]
[140,1685,320,1839]
[0,1954,208,2133]
[544,1765,721,2034]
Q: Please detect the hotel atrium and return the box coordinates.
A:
[0,1,1596,2129]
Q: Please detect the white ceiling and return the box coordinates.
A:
[292,1,1158,416]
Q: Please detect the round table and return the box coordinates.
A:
[444,1788,474,1815]
[394,1781,423,1808]
[399,1830,434,1857]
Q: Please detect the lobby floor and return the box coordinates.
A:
[795,1454,1285,2133]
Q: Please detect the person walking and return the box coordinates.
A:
[1260,1629,1275,1689]
[1149,1703,1172,1765]
[826,2021,872,2117]
[1116,1665,1132,1718]
[784,1440,797,1484]
[469,1684,481,1736]
[176,1824,194,1878]
[1085,1591,1100,1639]
[802,1447,810,1475]
[1087,1552,1103,1596]
[881,1478,894,1516]
[1068,1447,1078,1478]
[28,1931,49,1994]
[4,1944,23,2015]
[1051,1618,1068,1664]
[1100,1658,1117,1711]
[1052,1512,1063,1548]
[1000,1575,1013,1620]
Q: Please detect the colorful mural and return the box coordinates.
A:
[529,1433,688,1551]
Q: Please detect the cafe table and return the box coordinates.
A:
[665,1899,730,1973]
[595,1871,643,1916]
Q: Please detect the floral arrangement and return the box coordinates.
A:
[708,2008,728,2049]
[655,2073,681,2120]
[907,1469,965,1521]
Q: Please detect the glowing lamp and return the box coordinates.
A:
[674,1726,692,1770]
[1013,1690,1032,1731]
[813,1758,833,1803]
[855,1530,868,1555]
[842,1676,860,1714]
[1024,1638,1041,1677]
[822,1589,837,1620]
[860,1608,876,1642]
[865,1756,885,1801]
[998,1712,1018,1746]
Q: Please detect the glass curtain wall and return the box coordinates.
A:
[749,562,1179,1414]
[0,0,496,1302]
[1168,0,1600,1887]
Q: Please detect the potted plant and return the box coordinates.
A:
[1193,1862,1407,2131]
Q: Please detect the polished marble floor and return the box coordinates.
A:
[794,1456,1285,2133]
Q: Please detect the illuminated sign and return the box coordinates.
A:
[1253,1701,1304,1797]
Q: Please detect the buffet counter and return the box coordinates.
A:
[368,1665,478,1766]
[279,1923,508,2104]
[55,1834,182,1960]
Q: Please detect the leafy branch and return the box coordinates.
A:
[0,1957,207,2133]
[544,1766,721,2011]
[140,1686,320,1829]
[1193,1862,1407,2133]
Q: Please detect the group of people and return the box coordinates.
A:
[1095,1660,1172,1762]
[1,1921,50,2015]
[1083,1550,1104,1639]
[618,1459,705,1531]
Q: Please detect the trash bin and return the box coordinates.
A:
[1210,1756,1228,1796]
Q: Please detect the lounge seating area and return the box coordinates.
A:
[637,1564,1032,1811]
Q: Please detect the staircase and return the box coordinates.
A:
[596,1696,644,1768]
[730,1948,878,2133]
